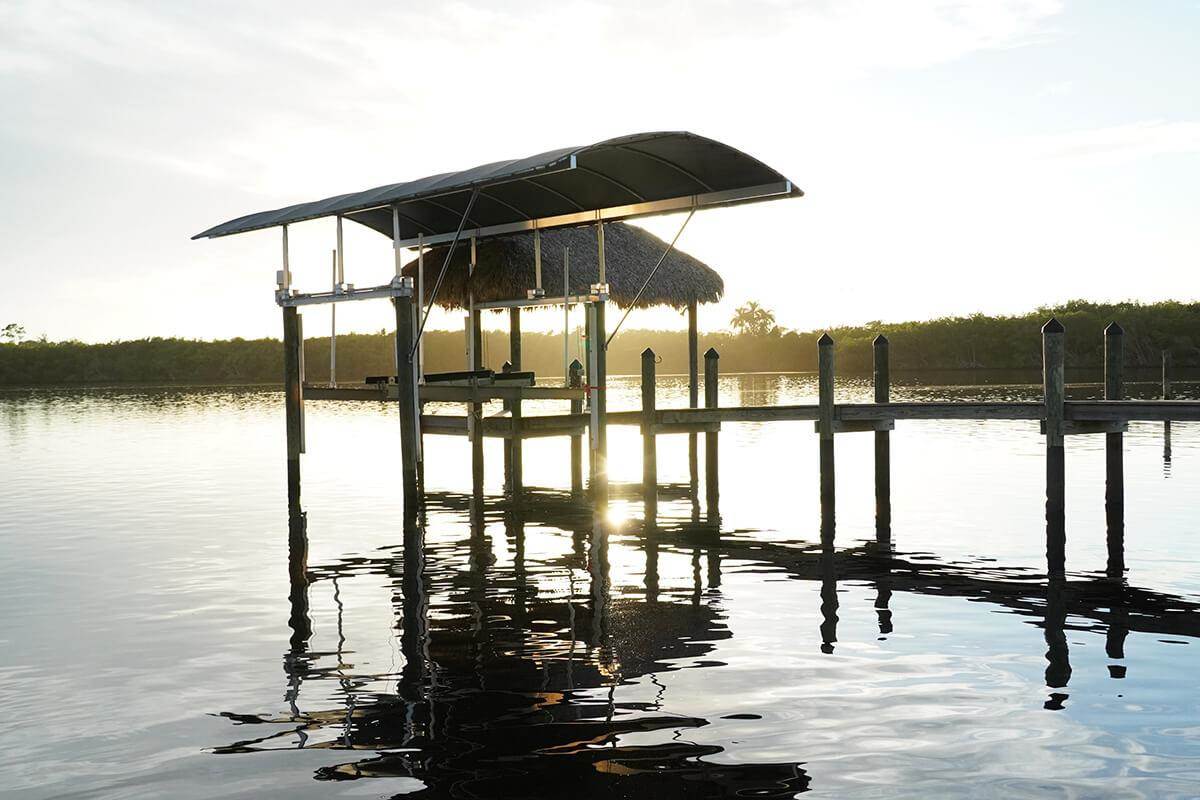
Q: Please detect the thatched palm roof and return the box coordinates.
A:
[401,223,723,310]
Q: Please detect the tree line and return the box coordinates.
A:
[1,299,1196,387]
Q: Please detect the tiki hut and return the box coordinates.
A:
[401,222,723,310]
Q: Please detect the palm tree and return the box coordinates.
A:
[730,302,778,337]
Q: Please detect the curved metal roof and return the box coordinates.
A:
[193,131,800,245]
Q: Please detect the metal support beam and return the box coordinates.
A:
[392,181,794,248]
[688,299,699,498]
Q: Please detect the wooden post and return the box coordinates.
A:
[501,360,513,492]
[687,299,699,494]
[509,307,522,370]
[470,315,484,499]
[704,347,720,518]
[393,281,420,498]
[1104,322,1124,579]
[511,391,524,505]
[873,334,891,540]
[641,348,657,516]
[817,333,835,533]
[591,300,609,506]
[282,306,304,509]
[569,359,584,496]
[509,311,523,503]
[1042,318,1066,579]
[1163,350,1173,465]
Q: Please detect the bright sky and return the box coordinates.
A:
[2,0,1197,343]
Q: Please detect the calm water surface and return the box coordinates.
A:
[2,374,1199,798]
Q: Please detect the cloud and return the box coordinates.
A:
[1027,120,1200,164]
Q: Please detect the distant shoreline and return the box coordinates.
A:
[3,300,1196,387]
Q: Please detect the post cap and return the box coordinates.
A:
[1041,317,1064,334]
[1104,321,1124,336]
[818,332,834,346]
[704,347,720,359]
[873,333,889,345]
[569,358,583,370]
[641,347,655,358]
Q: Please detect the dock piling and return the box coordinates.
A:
[1104,322,1125,578]
[704,347,720,519]
[569,359,584,496]
[393,280,420,498]
[508,312,524,502]
[817,333,836,532]
[873,334,891,540]
[282,305,304,507]
[1163,350,1173,465]
[641,348,657,516]
[588,300,609,506]
[1042,318,1066,578]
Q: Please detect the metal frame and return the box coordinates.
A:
[277,279,413,307]
[391,181,793,248]
[475,292,603,311]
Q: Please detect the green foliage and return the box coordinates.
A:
[0,299,1196,386]
[2,323,25,342]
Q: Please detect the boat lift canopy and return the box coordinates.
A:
[193,131,801,247]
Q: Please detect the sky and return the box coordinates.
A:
[1,0,1198,343]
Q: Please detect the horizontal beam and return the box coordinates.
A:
[816,419,895,433]
[393,181,794,248]
[1043,419,1129,435]
[840,402,1044,421]
[474,294,601,310]
[1067,400,1200,422]
[416,385,585,403]
[277,280,411,308]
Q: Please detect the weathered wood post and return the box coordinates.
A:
[704,348,720,519]
[688,299,699,494]
[873,334,891,540]
[282,305,304,509]
[508,308,524,502]
[1104,322,1125,578]
[511,387,524,504]
[588,299,609,506]
[470,316,484,500]
[641,348,657,516]
[1163,350,1173,465]
[393,278,420,499]
[1042,318,1066,579]
[509,307,522,369]
[817,333,836,534]
[501,361,514,494]
[569,359,584,497]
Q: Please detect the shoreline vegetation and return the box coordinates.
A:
[1,300,1196,388]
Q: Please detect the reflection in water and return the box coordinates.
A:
[232,489,810,797]
[210,470,1200,797]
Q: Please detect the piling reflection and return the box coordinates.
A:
[222,482,1200,797]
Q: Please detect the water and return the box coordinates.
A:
[2,374,1199,798]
